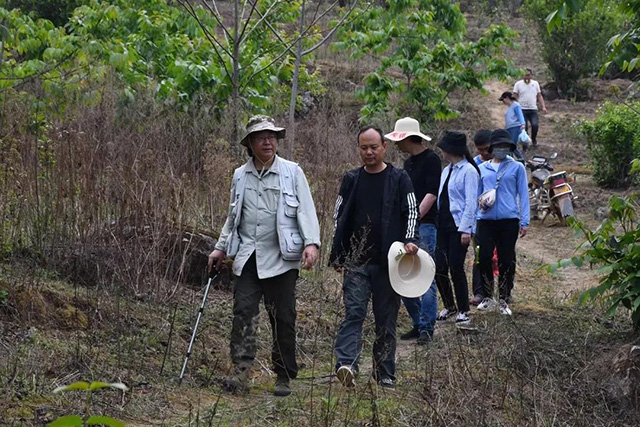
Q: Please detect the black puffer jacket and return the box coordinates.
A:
[329,163,420,268]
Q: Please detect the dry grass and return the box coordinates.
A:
[2,247,639,426]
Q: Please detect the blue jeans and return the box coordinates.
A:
[335,263,401,381]
[401,223,438,337]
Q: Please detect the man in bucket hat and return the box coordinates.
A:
[208,115,321,397]
[330,126,420,390]
[385,117,441,345]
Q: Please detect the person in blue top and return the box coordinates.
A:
[471,130,493,306]
[433,131,480,324]
[499,91,527,160]
[476,129,530,316]
[473,129,492,167]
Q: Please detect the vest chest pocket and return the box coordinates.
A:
[283,194,299,218]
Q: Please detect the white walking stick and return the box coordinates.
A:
[179,271,219,384]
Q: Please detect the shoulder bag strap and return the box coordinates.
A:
[494,161,513,191]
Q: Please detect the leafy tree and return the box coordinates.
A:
[523,0,625,99]
[1,1,326,156]
[546,0,639,75]
[334,0,519,123]
[177,0,329,157]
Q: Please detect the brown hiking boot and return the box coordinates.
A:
[274,377,291,397]
[223,369,249,395]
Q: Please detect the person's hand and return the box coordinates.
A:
[519,227,528,238]
[404,243,419,255]
[461,233,471,247]
[301,245,319,270]
[208,249,226,273]
[542,106,548,113]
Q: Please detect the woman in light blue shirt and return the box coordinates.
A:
[434,131,480,324]
[499,91,525,143]
[476,129,530,316]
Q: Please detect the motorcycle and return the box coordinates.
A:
[527,153,576,226]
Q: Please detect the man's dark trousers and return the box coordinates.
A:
[230,253,299,379]
[523,109,539,145]
[334,263,401,381]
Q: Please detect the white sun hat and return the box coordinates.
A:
[387,241,436,298]
[384,117,432,142]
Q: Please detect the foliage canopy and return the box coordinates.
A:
[335,0,519,123]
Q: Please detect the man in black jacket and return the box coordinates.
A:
[330,126,420,389]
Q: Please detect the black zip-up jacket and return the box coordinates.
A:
[329,163,420,268]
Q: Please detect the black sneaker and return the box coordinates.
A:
[400,326,419,340]
[378,377,396,390]
[417,331,433,346]
[273,377,291,397]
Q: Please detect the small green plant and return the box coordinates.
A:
[48,381,129,427]
[549,193,640,329]
[0,290,8,305]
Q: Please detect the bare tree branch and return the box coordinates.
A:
[242,0,283,44]
[247,0,339,58]
[200,0,233,46]
[177,0,232,80]
[237,0,260,45]
[244,27,326,66]
[239,38,298,92]
[241,0,367,92]
[302,0,361,56]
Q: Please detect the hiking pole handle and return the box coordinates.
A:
[178,273,218,384]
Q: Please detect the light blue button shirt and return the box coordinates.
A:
[477,157,530,228]
[437,158,479,234]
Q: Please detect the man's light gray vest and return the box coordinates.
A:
[225,158,304,261]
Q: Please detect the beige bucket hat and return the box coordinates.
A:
[387,241,435,298]
[384,117,432,142]
[240,115,286,147]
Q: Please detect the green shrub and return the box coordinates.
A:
[523,0,626,99]
[550,194,640,329]
[576,102,640,188]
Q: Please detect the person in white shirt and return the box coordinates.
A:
[513,68,547,147]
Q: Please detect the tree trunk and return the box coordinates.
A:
[231,0,241,160]
[287,0,305,159]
